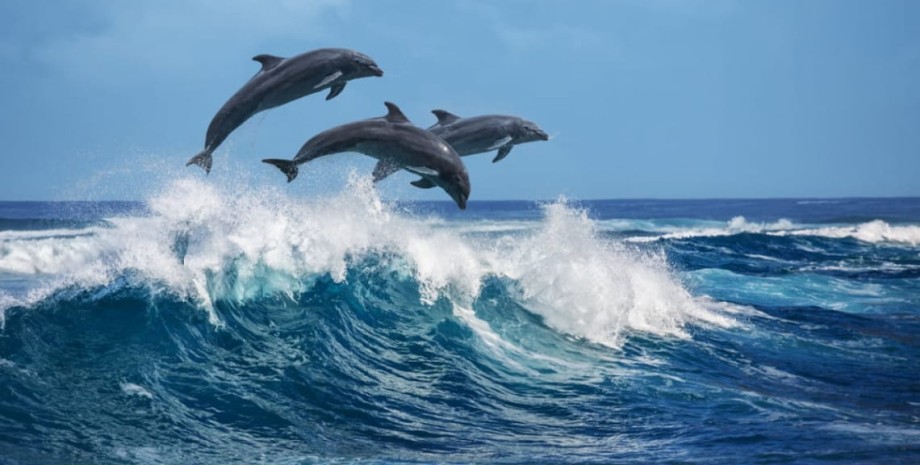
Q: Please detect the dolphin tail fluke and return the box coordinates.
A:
[186,149,213,174]
[262,159,299,183]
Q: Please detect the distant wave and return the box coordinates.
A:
[0,227,102,241]
[779,220,920,246]
[795,200,842,205]
[623,216,920,246]
[624,216,796,242]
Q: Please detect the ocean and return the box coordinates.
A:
[1,177,918,464]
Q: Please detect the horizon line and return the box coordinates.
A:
[1,195,919,204]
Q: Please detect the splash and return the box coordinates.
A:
[493,200,736,347]
[0,177,734,346]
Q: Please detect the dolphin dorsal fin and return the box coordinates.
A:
[431,109,461,126]
[384,102,411,124]
[252,54,284,71]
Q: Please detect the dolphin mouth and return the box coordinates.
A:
[448,190,468,210]
[369,65,384,77]
[537,131,550,141]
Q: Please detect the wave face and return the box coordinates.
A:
[1,183,918,464]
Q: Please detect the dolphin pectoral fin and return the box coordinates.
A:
[326,83,347,100]
[486,136,514,151]
[186,149,213,174]
[383,102,412,124]
[253,54,284,72]
[372,160,401,182]
[493,146,513,163]
[410,178,437,189]
[262,159,300,183]
[315,71,343,90]
[406,166,439,177]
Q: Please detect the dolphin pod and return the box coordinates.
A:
[187,48,383,173]
[187,47,548,208]
[263,102,470,210]
[372,110,549,183]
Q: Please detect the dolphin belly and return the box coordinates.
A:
[256,77,330,111]
[441,131,510,156]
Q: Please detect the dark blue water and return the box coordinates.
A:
[1,180,918,464]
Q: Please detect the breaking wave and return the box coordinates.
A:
[0,175,732,346]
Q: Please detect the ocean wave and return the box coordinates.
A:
[626,216,920,246]
[795,200,842,205]
[779,220,920,246]
[0,175,734,347]
[625,216,797,242]
[0,226,102,240]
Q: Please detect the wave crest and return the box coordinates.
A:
[627,215,920,246]
[783,220,920,246]
[494,201,736,346]
[0,177,733,346]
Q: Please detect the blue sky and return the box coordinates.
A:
[1,0,918,201]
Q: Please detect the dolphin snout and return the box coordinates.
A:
[449,189,468,210]
[537,129,550,141]
[369,64,384,77]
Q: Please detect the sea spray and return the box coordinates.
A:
[493,200,735,348]
[0,176,733,348]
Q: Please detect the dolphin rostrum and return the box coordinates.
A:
[187,48,384,173]
[262,102,471,210]
[371,110,548,183]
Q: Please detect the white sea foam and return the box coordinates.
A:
[626,216,797,242]
[432,220,537,235]
[119,382,154,399]
[625,215,920,246]
[0,176,736,347]
[0,294,10,329]
[795,200,842,205]
[778,220,920,246]
[0,228,101,241]
[491,202,737,347]
[0,234,108,275]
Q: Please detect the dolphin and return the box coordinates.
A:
[371,110,548,182]
[187,48,384,173]
[262,102,471,210]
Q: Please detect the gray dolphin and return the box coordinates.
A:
[371,110,548,182]
[262,102,471,210]
[187,48,383,173]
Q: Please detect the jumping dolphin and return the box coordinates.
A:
[262,102,471,210]
[187,48,384,173]
[371,110,548,182]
